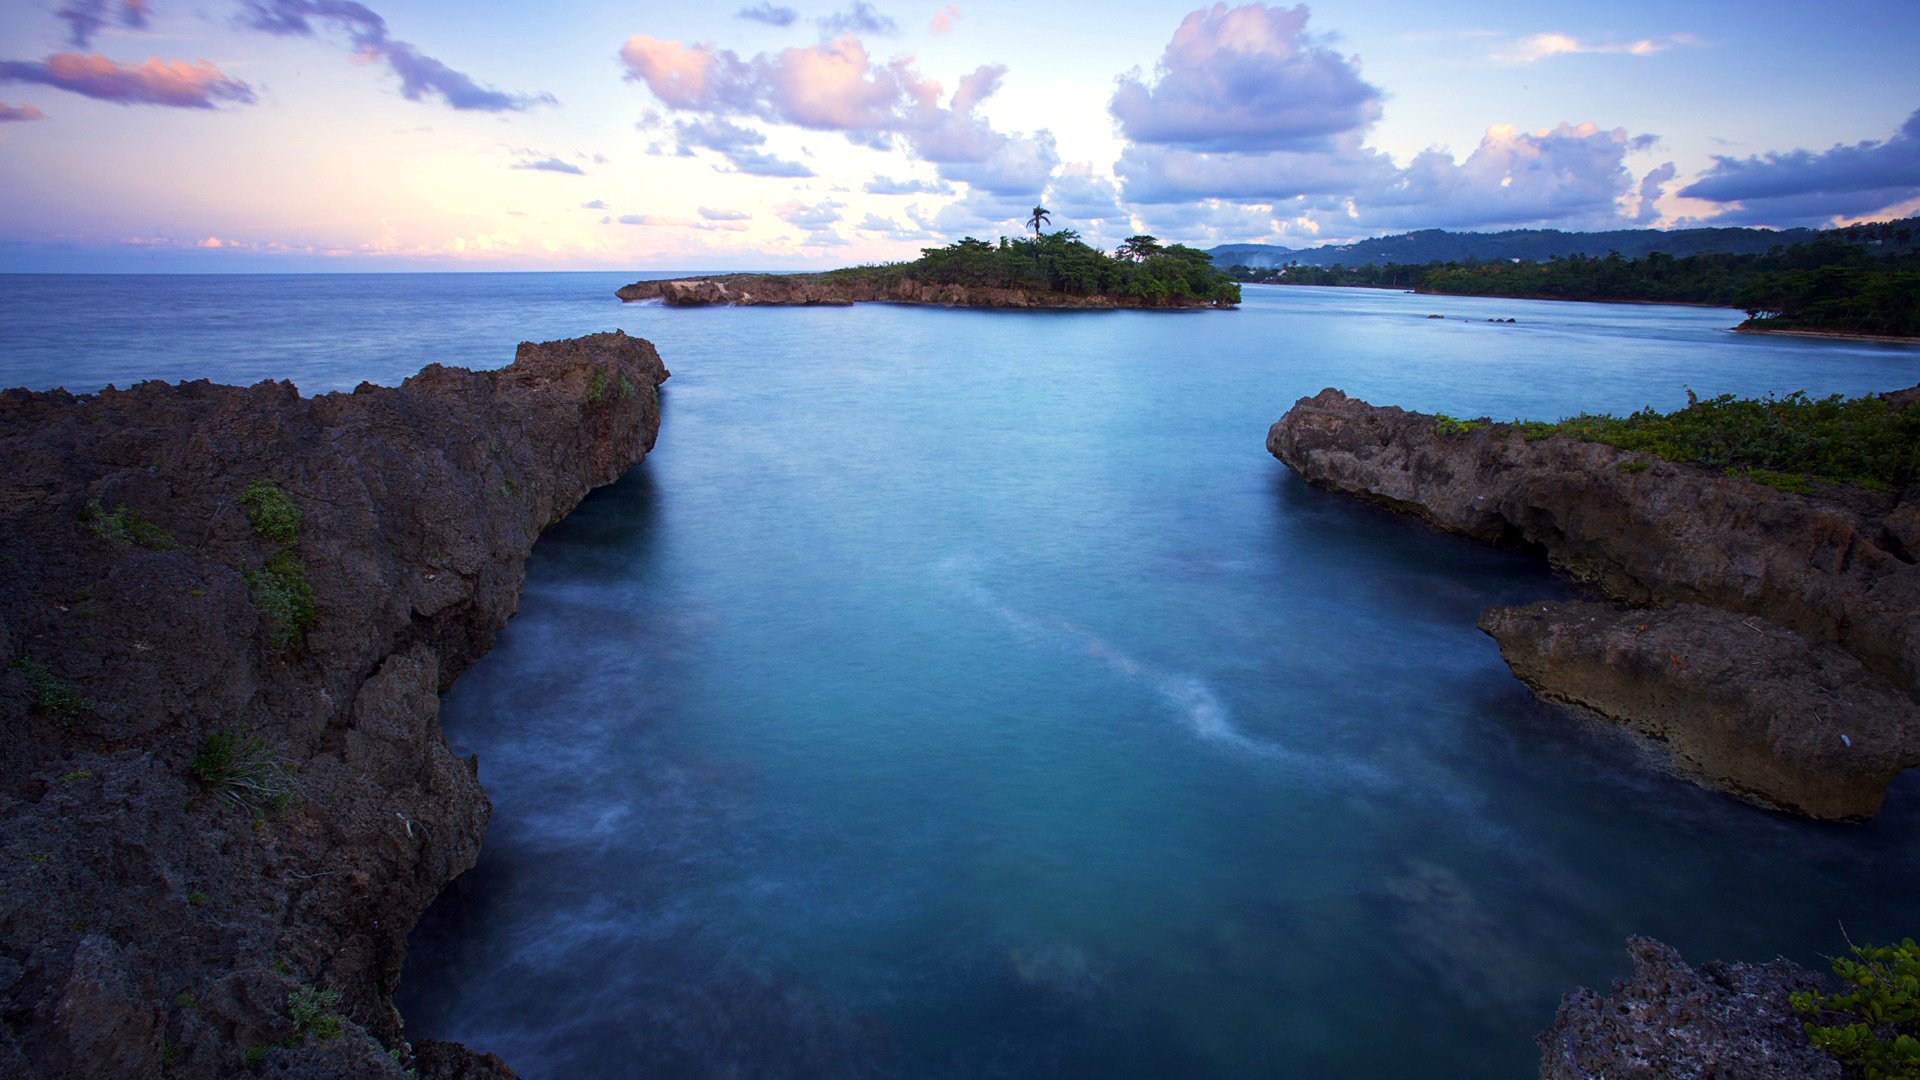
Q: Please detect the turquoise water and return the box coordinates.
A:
[5,275,1918,1078]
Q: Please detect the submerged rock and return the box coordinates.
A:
[1539,937,1840,1080]
[617,273,1231,309]
[1266,387,1920,819]
[0,332,669,1077]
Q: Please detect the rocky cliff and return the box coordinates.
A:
[1267,387,1920,819]
[0,331,669,1078]
[617,273,1230,309]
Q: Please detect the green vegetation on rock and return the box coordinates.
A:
[8,658,92,721]
[247,551,316,648]
[84,499,175,551]
[823,231,1242,307]
[1792,937,1920,1080]
[190,732,298,816]
[238,480,314,648]
[1527,389,1919,493]
[240,480,301,545]
[287,985,343,1043]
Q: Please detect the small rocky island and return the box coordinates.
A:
[0,332,668,1078]
[1269,387,1919,821]
[620,232,1242,310]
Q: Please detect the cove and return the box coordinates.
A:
[384,283,1920,1078]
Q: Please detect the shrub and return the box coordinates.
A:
[1792,937,1920,1080]
[83,499,175,550]
[1433,414,1488,437]
[1527,389,1920,493]
[288,986,343,1043]
[240,480,301,545]
[586,368,609,403]
[190,732,298,816]
[247,551,316,649]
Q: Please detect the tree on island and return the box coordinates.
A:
[1116,235,1163,261]
[1026,205,1052,236]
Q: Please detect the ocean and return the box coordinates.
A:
[5,273,1917,1078]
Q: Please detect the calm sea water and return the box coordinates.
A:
[5,274,1918,1079]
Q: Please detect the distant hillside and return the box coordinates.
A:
[1208,226,1824,269]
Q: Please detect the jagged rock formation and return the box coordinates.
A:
[1539,937,1840,1080]
[0,332,669,1078]
[616,273,1230,309]
[1267,387,1920,819]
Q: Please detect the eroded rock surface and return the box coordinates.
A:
[1540,937,1840,1080]
[617,273,1231,309]
[1267,387,1920,818]
[1480,601,1917,819]
[0,331,668,1078]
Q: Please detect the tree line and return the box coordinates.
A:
[1227,219,1920,336]
[827,224,1242,308]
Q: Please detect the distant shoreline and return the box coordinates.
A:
[1238,279,1739,311]
[1732,324,1920,345]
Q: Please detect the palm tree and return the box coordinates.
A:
[1026,205,1051,236]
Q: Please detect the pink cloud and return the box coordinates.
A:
[930,5,960,34]
[620,32,1057,193]
[0,102,46,122]
[0,53,255,108]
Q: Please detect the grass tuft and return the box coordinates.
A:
[190,732,298,817]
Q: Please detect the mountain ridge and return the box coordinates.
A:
[1207,225,1825,268]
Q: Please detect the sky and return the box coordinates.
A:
[0,0,1916,271]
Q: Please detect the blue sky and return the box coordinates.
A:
[1,0,1915,271]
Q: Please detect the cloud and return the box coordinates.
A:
[0,102,46,122]
[737,2,798,26]
[1677,107,1920,225]
[1633,161,1676,224]
[699,206,751,220]
[818,3,899,36]
[238,0,554,112]
[1491,31,1697,65]
[673,116,815,176]
[865,175,950,194]
[1116,135,1394,203]
[56,0,150,48]
[1357,123,1657,230]
[513,154,585,175]
[775,198,844,229]
[0,54,255,108]
[1120,121,1659,232]
[1105,4,1667,236]
[1109,3,1383,153]
[930,4,959,34]
[936,128,1058,195]
[855,211,936,240]
[620,33,1056,194]
[581,199,607,209]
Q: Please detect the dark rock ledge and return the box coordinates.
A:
[0,332,669,1078]
[1267,387,1920,821]
[616,273,1228,309]
[1539,937,1841,1080]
